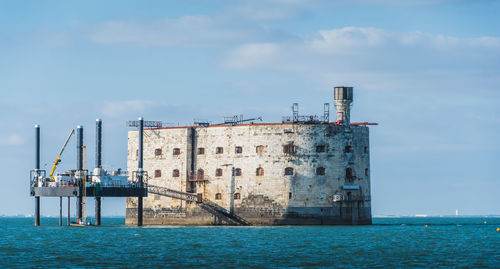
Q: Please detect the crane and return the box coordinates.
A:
[49,129,75,181]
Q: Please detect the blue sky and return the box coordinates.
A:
[1,0,498,216]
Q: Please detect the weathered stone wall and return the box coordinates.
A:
[126,123,372,225]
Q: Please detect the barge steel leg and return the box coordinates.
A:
[34,125,40,226]
[35,197,40,226]
[95,197,101,226]
[95,119,102,226]
[67,197,70,225]
[76,125,83,223]
[59,197,62,226]
[137,117,144,226]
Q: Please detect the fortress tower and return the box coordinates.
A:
[126,86,372,225]
[334,86,353,125]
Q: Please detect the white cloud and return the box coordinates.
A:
[223,43,281,68]
[101,100,156,117]
[89,15,260,46]
[0,134,24,146]
[222,26,500,76]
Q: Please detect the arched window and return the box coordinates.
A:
[234,168,242,176]
[316,167,325,175]
[154,148,162,156]
[197,169,204,180]
[284,167,294,176]
[346,168,353,179]
[216,168,223,177]
[215,193,222,200]
[256,167,264,176]
[154,169,161,178]
[344,145,352,153]
[234,193,241,199]
[216,147,224,154]
[283,143,296,154]
[235,146,243,154]
[172,169,180,177]
[316,145,326,153]
[256,145,265,154]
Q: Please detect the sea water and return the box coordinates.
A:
[0,217,498,268]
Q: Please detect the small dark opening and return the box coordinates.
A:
[316,167,326,175]
[197,169,204,180]
[346,168,353,179]
[316,145,326,153]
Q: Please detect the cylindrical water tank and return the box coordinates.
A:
[334,87,353,101]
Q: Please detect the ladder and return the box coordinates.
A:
[148,185,250,226]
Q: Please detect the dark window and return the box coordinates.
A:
[316,145,326,153]
[256,145,265,153]
[172,169,180,177]
[234,193,241,200]
[284,167,294,176]
[364,147,368,154]
[346,168,353,179]
[197,148,205,155]
[344,145,352,153]
[365,168,369,176]
[235,146,243,154]
[154,169,161,178]
[215,193,222,200]
[283,143,296,154]
[235,168,242,176]
[316,167,326,175]
[256,167,264,176]
[216,147,224,154]
[173,148,181,155]
[197,169,204,180]
[154,148,162,156]
[289,192,292,199]
[216,168,223,177]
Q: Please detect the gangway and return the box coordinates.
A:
[148,185,251,226]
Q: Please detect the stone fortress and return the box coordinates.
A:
[126,86,373,225]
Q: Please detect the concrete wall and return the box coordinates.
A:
[126,123,372,225]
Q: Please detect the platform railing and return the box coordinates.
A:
[334,194,371,202]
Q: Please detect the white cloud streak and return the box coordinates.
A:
[0,134,24,146]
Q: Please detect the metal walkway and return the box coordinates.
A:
[148,185,251,226]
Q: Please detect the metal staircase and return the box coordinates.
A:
[147,185,250,226]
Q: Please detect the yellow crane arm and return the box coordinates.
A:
[50,129,75,181]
